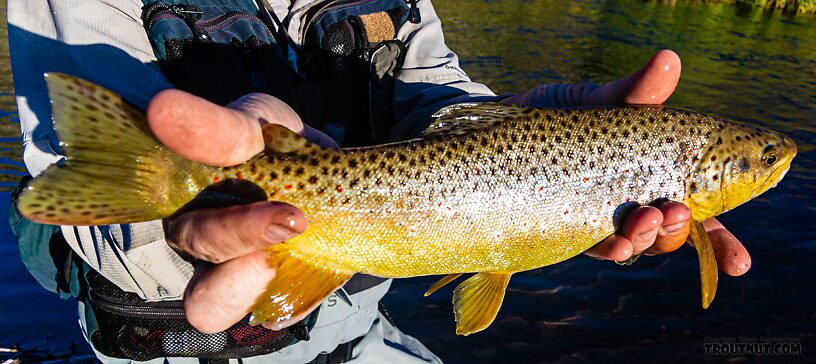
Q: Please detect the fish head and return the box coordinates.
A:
[687,121,796,220]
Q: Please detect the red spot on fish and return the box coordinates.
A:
[538,186,545,192]
[385,207,391,214]
[437,202,443,207]
[236,171,244,180]
[624,169,630,174]
[284,184,293,190]
[564,210,569,215]
[625,197,631,202]
[607,201,612,206]
[336,185,344,193]
[592,219,597,223]
[583,177,589,182]
[213,176,220,183]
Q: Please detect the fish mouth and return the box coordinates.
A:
[769,165,789,189]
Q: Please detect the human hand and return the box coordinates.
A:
[502,50,751,276]
[146,90,337,333]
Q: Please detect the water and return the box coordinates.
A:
[1,0,815,362]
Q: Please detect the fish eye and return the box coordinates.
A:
[762,146,779,166]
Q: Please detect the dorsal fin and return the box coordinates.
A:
[421,102,530,138]
[262,124,327,155]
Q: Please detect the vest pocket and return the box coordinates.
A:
[85,270,314,360]
[141,1,299,107]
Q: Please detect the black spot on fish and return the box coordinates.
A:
[295,167,304,176]
[308,176,318,184]
[282,166,291,175]
[739,158,750,172]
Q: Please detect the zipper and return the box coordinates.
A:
[200,12,275,39]
[90,289,186,319]
[144,3,211,40]
[145,3,275,42]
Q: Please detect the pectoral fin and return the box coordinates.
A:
[689,220,718,309]
[424,274,463,296]
[452,272,511,336]
[250,246,353,329]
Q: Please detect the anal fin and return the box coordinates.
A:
[250,246,353,329]
[424,274,463,297]
[689,220,718,309]
[452,272,511,336]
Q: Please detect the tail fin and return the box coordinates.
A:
[18,73,213,225]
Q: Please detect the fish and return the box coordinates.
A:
[19,74,796,335]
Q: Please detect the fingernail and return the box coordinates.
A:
[662,222,685,234]
[637,228,658,241]
[266,224,297,242]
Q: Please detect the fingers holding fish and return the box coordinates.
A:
[146,90,337,167]
[146,89,267,166]
[583,205,662,261]
[618,206,665,255]
[704,218,751,276]
[645,201,692,255]
[614,49,681,105]
[585,234,634,262]
[499,50,681,108]
[165,201,307,263]
[586,203,685,260]
[184,251,276,334]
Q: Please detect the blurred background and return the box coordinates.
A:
[1,0,814,362]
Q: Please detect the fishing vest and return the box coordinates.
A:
[10,0,420,361]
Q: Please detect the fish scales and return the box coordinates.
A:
[21,74,795,335]
[216,107,714,277]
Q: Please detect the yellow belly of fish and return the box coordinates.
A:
[283,201,618,277]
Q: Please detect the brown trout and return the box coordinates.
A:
[19,74,796,335]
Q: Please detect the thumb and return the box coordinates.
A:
[146,91,337,167]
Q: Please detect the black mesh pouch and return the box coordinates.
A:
[86,271,315,360]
